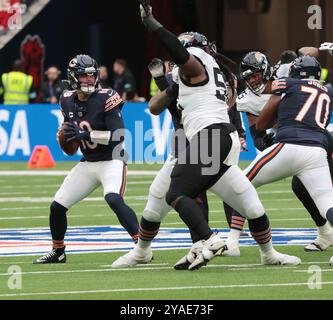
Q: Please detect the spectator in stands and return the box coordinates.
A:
[123,83,146,102]
[1,59,33,105]
[112,58,136,100]
[99,65,111,88]
[40,65,63,104]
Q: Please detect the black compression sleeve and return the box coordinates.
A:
[154,28,190,66]
[249,125,266,151]
[154,76,170,91]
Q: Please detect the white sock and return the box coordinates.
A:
[318,222,333,235]
[259,240,274,254]
[226,229,241,244]
[137,238,151,250]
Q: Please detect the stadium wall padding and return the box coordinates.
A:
[0,103,258,162]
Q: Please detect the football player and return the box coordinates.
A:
[113,53,249,268]
[34,54,139,264]
[137,0,300,270]
[225,51,333,256]
[247,56,333,248]
[112,56,212,268]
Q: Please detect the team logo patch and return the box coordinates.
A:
[0,226,318,257]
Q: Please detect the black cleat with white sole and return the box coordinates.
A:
[33,247,66,264]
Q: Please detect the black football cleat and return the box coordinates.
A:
[33,247,66,264]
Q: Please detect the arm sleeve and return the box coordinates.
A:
[154,28,190,66]
[229,107,246,138]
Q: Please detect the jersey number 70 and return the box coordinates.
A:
[295,86,331,129]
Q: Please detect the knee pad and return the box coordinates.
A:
[50,201,68,215]
[243,202,265,220]
[142,194,171,223]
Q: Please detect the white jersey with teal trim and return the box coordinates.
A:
[236,88,271,117]
[275,62,292,79]
[175,47,230,141]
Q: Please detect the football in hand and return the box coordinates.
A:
[57,122,80,156]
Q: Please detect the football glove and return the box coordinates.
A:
[62,123,91,142]
[263,132,275,148]
[148,58,165,78]
[319,42,333,55]
[139,0,162,32]
[139,0,151,16]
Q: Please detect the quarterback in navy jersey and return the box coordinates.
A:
[34,55,139,264]
[60,87,126,162]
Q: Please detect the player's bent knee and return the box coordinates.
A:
[243,202,265,220]
[165,191,178,206]
[142,194,170,222]
[104,193,123,209]
[142,208,163,223]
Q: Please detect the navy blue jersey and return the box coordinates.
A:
[59,88,126,162]
[272,78,333,149]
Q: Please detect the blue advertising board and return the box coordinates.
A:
[0,103,258,162]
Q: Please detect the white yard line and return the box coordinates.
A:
[0,203,144,212]
[0,261,328,277]
[294,269,333,273]
[0,181,152,189]
[0,267,172,277]
[1,281,333,297]
[0,196,148,203]
[0,171,158,176]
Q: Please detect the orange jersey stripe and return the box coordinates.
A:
[247,144,284,181]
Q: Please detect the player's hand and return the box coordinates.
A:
[62,123,91,142]
[239,137,248,152]
[263,132,275,148]
[138,0,162,32]
[148,58,165,78]
[139,0,151,18]
[319,42,333,55]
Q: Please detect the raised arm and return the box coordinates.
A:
[139,1,206,84]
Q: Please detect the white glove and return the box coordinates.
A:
[319,42,333,55]
[148,58,165,78]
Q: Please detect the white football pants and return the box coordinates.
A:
[54,160,127,209]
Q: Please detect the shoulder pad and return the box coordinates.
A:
[62,90,75,98]
[96,88,113,95]
[104,91,123,112]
